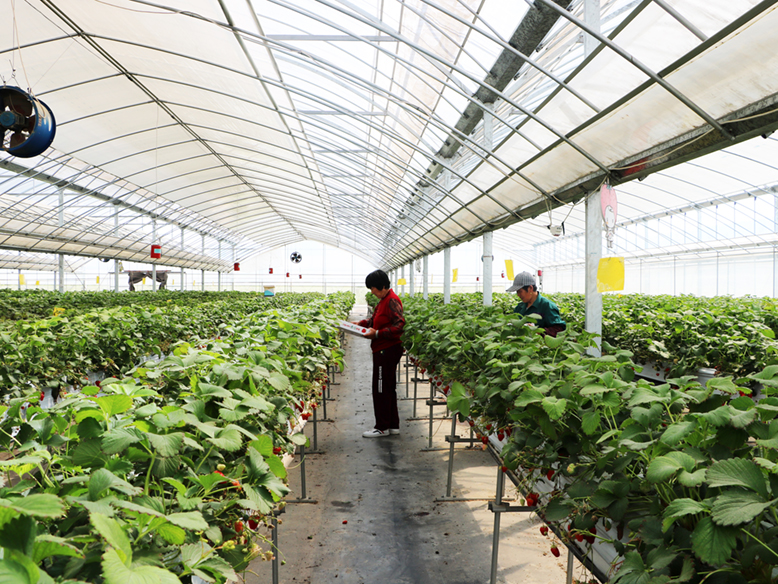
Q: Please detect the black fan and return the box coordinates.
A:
[290,252,302,263]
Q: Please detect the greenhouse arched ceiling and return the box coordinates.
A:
[1,0,778,271]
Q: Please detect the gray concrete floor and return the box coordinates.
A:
[246,305,587,584]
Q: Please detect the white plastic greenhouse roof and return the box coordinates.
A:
[1,0,778,271]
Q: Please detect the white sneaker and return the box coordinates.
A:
[388,429,400,435]
[362,428,389,438]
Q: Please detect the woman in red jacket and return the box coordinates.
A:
[357,269,405,438]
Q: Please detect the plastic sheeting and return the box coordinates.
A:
[0,1,776,270]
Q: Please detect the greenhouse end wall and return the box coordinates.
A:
[542,250,778,297]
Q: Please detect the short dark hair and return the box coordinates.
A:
[520,284,537,292]
[365,269,390,290]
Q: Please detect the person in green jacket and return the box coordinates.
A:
[506,271,566,337]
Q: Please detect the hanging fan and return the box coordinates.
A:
[290,251,302,263]
[0,86,56,158]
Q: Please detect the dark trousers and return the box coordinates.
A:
[371,343,403,431]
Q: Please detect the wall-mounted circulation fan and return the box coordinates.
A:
[0,86,56,158]
[290,251,302,263]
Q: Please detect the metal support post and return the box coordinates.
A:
[483,231,493,306]
[423,255,429,300]
[427,376,435,449]
[409,262,415,297]
[444,247,451,304]
[180,227,185,292]
[152,219,157,292]
[201,234,206,292]
[58,188,65,293]
[585,189,602,357]
[217,240,222,292]
[115,204,120,292]
[566,549,575,584]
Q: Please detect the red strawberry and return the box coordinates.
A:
[550,546,560,557]
[342,520,348,525]
[540,526,548,536]
[39,392,45,401]
[273,447,283,455]
[575,533,584,542]
[302,413,311,420]
[214,470,225,477]
[486,424,492,431]
[481,436,488,445]
[497,432,505,441]
[248,518,259,530]
[501,465,508,473]
[547,469,554,480]
[468,420,475,427]
[96,380,101,387]
[234,521,244,533]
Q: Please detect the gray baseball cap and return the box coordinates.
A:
[506,271,536,292]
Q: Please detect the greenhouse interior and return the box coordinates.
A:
[2,1,778,583]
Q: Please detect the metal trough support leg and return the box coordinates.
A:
[412,364,419,418]
[490,466,506,584]
[312,405,319,452]
[427,378,435,449]
[445,414,458,498]
[405,354,409,398]
[271,512,280,584]
[322,383,328,420]
[566,549,574,584]
[299,444,308,500]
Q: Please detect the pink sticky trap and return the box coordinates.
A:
[600,184,618,228]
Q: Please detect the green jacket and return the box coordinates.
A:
[513,293,566,329]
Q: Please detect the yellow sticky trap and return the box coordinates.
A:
[452,268,458,283]
[597,257,625,292]
[171,279,175,285]
[35,280,40,286]
[96,276,100,284]
[142,278,146,284]
[397,278,407,285]
[504,260,514,282]
[19,274,26,286]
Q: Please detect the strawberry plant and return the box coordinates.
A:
[403,294,778,583]
[0,292,352,583]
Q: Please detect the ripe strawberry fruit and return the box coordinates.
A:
[234,521,244,533]
[547,469,554,480]
[497,432,505,441]
[248,518,259,530]
[550,546,560,557]
[500,465,508,473]
[468,420,475,427]
[481,436,488,445]
[540,526,548,536]
[273,447,283,455]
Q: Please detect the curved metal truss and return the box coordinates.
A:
[1,0,777,271]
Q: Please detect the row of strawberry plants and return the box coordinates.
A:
[402,295,778,584]
[399,291,778,377]
[0,289,326,322]
[0,293,352,584]
[0,292,337,398]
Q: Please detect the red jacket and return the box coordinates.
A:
[359,289,404,353]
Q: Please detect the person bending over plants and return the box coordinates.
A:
[355,269,405,438]
[506,271,566,337]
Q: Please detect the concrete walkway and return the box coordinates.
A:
[247,306,577,584]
